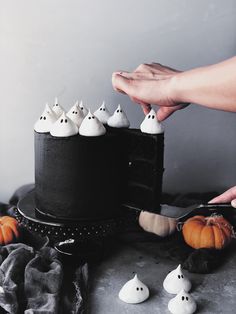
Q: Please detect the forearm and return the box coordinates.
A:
[171,56,236,112]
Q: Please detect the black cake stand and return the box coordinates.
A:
[15,190,139,256]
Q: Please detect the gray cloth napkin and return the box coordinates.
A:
[0,184,89,314]
[0,244,63,314]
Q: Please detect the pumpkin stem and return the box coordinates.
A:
[176,222,184,232]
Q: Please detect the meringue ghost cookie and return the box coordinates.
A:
[79,100,89,117]
[163,265,191,294]
[50,112,79,137]
[79,111,106,136]
[119,274,149,304]
[52,97,65,118]
[168,289,197,314]
[107,105,130,128]
[67,102,84,127]
[140,109,164,134]
[93,101,111,124]
[34,104,57,133]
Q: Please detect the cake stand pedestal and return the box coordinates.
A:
[15,190,139,256]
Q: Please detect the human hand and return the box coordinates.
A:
[112,63,189,121]
[208,186,236,208]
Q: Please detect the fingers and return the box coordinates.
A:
[231,199,236,208]
[208,186,236,204]
[156,107,178,121]
[156,104,188,121]
[141,104,151,115]
[112,73,136,95]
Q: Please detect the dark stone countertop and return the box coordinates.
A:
[89,238,236,314]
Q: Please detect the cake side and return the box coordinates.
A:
[35,131,127,220]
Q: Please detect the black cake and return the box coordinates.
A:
[34,128,164,221]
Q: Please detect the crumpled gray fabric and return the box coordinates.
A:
[0,184,90,314]
[0,243,63,314]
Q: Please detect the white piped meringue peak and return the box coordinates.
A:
[50,112,79,137]
[79,100,89,117]
[163,264,192,294]
[34,104,57,133]
[168,289,197,314]
[67,102,84,128]
[79,110,106,137]
[93,101,111,124]
[107,104,130,128]
[52,97,65,118]
[119,274,149,304]
[140,109,164,134]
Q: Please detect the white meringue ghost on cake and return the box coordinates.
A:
[50,112,79,137]
[168,289,197,314]
[93,101,111,124]
[34,104,57,133]
[52,97,65,118]
[119,274,149,304]
[140,109,164,134]
[79,110,106,136]
[107,105,130,128]
[163,265,191,294]
[67,102,84,127]
[79,100,89,117]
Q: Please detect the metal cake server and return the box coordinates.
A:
[159,202,234,220]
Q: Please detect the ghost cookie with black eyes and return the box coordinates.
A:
[34,104,57,133]
[52,97,65,118]
[50,112,79,137]
[79,100,89,117]
[163,265,191,294]
[119,274,149,304]
[140,108,164,134]
[107,104,130,128]
[67,101,84,127]
[168,289,197,314]
[93,101,111,124]
[79,111,106,136]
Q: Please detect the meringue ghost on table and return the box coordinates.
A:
[67,102,84,127]
[107,105,130,128]
[168,289,197,314]
[34,104,57,133]
[119,274,149,304]
[163,265,191,294]
[79,110,106,136]
[93,101,111,124]
[79,100,89,117]
[52,97,65,118]
[50,112,79,137]
[140,109,164,134]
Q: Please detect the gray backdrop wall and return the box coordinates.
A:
[1,0,236,203]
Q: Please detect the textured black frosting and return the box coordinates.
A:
[35,129,164,221]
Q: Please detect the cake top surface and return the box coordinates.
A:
[34,100,164,137]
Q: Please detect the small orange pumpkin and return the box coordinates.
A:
[182,215,234,250]
[0,216,20,245]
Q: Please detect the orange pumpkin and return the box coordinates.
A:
[0,216,20,245]
[182,215,234,250]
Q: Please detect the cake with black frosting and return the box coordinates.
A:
[34,99,164,222]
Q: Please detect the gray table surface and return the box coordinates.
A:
[89,240,236,314]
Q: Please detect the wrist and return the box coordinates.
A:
[168,73,186,104]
